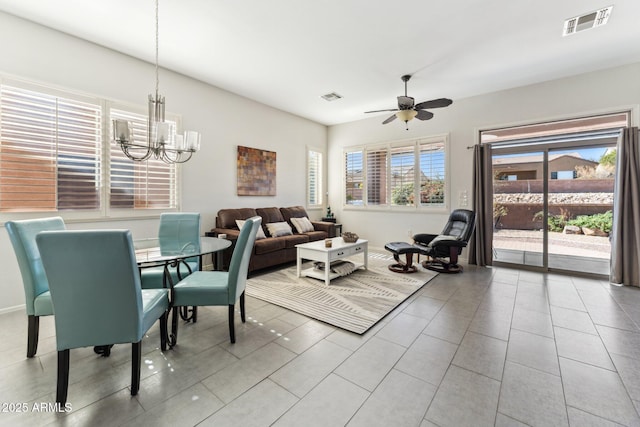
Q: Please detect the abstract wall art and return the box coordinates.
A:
[237,145,276,196]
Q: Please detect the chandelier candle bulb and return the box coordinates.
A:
[185,131,201,151]
[113,119,131,142]
[155,122,171,145]
[174,134,185,151]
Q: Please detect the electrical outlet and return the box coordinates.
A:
[459,190,468,207]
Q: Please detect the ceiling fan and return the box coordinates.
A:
[365,75,453,130]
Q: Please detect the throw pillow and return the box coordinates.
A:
[290,216,314,233]
[235,219,266,239]
[265,221,293,238]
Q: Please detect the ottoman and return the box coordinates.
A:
[384,242,421,273]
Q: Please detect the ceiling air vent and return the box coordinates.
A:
[563,6,613,36]
[321,92,343,102]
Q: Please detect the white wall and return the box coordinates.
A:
[328,62,640,248]
[1,10,638,312]
[0,12,327,312]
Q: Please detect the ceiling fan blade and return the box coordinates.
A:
[414,98,453,110]
[415,110,434,121]
[397,96,414,109]
[382,114,397,124]
[364,108,399,114]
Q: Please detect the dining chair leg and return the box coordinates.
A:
[56,349,70,405]
[192,306,198,323]
[159,311,168,351]
[27,315,39,358]
[170,306,179,348]
[131,341,142,396]
[240,292,246,323]
[228,304,235,344]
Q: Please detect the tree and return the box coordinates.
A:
[599,149,617,166]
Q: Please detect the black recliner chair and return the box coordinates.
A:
[413,209,476,273]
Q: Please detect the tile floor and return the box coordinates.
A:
[1,260,640,426]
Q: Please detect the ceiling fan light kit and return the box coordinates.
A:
[396,109,417,122]
[365,74,452,130]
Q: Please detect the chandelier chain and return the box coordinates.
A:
[155,0,159,98]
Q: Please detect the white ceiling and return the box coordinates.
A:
[1,0,639,126]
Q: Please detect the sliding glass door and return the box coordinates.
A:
[491,140,616,275]
[545,146,614,274]
[492,150,545,268]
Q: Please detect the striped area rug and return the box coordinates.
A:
[246,252,438,334]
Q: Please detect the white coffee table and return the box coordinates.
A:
[296,237,368,285]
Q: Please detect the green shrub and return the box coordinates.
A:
[568,211,613,233]
[533,210,569,232]
[391,183,414,205]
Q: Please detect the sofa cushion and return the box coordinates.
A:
[256,207,285,225]
[281,234,309,248]
[236,219,266,239]
[216,208,258,229]
[304,230,327,242]
[291,217,314,233]
[254,237,286,255]
[280,206,309,223]
[265,221,293,237]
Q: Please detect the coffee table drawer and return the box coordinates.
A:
[328,243,366,261]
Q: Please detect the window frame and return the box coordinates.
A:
[343,134,449,212]
[0,76,182,223]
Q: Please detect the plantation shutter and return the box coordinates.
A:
[390,145,415,206]
[419,140,445,206]
[344,150,363,205]
[0,85,101,212]
[366,147,387,205]
[307,149,322,206]
[109,109,176,209]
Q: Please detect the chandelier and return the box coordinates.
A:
[112,0,200,164]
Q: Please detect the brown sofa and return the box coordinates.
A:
[211,206,335,272]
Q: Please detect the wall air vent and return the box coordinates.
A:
[563,6,613,36]
[321,92,343,102]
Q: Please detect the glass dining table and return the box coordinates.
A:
[137,236,232,348]
[135,236,232,272]
[95,236,231,355]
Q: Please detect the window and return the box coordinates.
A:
[344,136,447,209]
[367,147,387,205]
[551,170,577,180]
[418,140,445,205]
[345,150,363,205]
[390,146,413,206]
[306,148,323,207]
[0,85,101,212]
[0,81,179,217]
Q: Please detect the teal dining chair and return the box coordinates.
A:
[36,229,169,405]
[5,216,66,358]
[140,212,201,289]
[141,212,201,323]
[172,216,261,344]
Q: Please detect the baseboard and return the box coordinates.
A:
[0,304,25,315]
